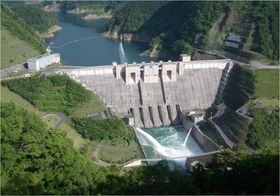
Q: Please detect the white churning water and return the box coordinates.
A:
[135,125,203,168]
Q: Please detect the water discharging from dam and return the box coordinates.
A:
[119,42,128,64]
[136,125,203,168]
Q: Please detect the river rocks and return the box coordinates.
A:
[103,31,151,43]
[40,25,62,38]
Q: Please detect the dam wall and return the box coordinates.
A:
[62,55,232,128]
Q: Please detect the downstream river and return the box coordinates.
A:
[46,12,157,66]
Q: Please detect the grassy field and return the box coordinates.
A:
[0,85,38,113]
[1,28,40,69]
[72,93,108,117]
[253,69,279,98]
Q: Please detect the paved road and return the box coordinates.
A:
[212,50,280,68]
[40,112,68,128]
[0,63,30,80]
[194,48,279,69]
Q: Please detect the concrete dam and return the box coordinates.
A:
[62,54,233,128]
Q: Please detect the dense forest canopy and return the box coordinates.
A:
[11,4,57,33]
[107,1,166,33]
[108,1,279,60]
[57,1,122,14]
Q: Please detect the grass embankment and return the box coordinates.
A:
[246,69,279,108]
[1,28,40,69]
[0,85,38,113]
[72,93,107,117]
[253,69,279,100]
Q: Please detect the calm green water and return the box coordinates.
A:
[46,12,158,66]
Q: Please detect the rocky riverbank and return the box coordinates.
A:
[140,49,174,59]
[103,31,151,43]
[83,13,112,20]
[43,4,60,12]
[40,25,62,38]
[66,8,112,20]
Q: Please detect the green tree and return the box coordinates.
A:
[172,40,193,55]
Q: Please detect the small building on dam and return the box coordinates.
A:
[62,54,233,128]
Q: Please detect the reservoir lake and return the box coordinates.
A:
[46,12,158,66]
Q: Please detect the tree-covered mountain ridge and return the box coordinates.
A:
[106,1,279,62]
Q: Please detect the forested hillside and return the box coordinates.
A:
[1,5,46,52]
[1,4,48,68]
[11,4,56,33]
[57,1,122,15]
[1,102,108,194]
[107,1,279,61]
[107,1,166,33]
